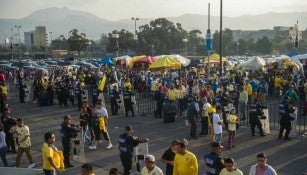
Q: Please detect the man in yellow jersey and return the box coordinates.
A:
[208,101,217,141]
[42,132,64,175]
[173,141,198,175]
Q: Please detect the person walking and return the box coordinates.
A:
[200,97,211,136]
[204,142,224,175]
[173,141,198,175]
[89,101,113,150]
[249,153,277,175]
[219,157,243,175]
[15,118,35,168]
[249,99,266,137]
[118,125,148,175]
[1,106,16,153]
[42,132,64,175]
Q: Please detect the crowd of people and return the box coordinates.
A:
[0,60,305,174]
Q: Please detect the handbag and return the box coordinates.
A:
[236,123,240,130]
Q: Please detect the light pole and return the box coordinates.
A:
[219,0,223,76]
[112,33,119,57]
[10,28,14,59]
[183,38,188,56]
[49,32,53,49]
[131,17,139,54]
[14,25,22,59]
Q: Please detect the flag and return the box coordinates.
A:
[98,75,107,91]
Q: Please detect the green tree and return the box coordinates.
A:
[256,36,273,54]
[106,29,134,55]
[212,28,235,55]
[67,29,89,55]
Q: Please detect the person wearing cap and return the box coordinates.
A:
[173,141,198,175]
[278,96,295,140]
[161,139,179,175]
[219,157,243,175]
[141,154,163,175]
[204,142,224,175]
[59,115,81,168]
[249,153,277,175]
[118,125,148,175]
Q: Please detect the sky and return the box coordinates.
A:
[1,0,307,20]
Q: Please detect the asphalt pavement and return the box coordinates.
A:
[2,101,307,175]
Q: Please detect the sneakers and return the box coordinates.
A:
[27,163,36,168]
[106,144,113,149]
[89,145,97,150]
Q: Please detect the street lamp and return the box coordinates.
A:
[131,17,139,53]
[49,32,53,49]
[14,25,22,59]
[219,0,223,76]
[112,33,119,57]
[183,38,188,56]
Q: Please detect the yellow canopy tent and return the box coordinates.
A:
[203,53,228,63]
[128,55,146,67]
[149,56,181,70]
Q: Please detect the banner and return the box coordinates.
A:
[98,75,107,91]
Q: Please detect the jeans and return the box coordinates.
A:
[0,146,8,167]
[15,146,34,167]
[120,152,133,175]
[215,133,222,144]
[43,169,55,175]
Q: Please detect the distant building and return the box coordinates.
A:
[24,26,47,50]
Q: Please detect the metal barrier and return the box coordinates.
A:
[135,93,156,117]
[7,83,19,103]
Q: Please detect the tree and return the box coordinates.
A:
[237,39,247,55]
[106,29,134,55]
[212,28,235,55]
[256,36,273,54]
[67,29,89,55]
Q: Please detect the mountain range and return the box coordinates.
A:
[1,7,307,41]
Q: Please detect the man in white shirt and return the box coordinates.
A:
[212,105,223,144]
[141,154,163,175]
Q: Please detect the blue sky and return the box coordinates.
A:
[1,0,307,20]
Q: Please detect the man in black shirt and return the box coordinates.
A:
[161,139,180,175]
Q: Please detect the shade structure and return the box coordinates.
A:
[238,56,266,70]
[168,54,191,67]
[98,56,113,65]
[113,55,132,65]
[140,56,157,64]
[149,56,181,70]
[203,53,228,62]
[128,55,146,67]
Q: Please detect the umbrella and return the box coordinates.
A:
[149,56,181,70]
[113,55,132,65]
[140,56,157,64]
[203,53,228,63]
[98,56,113,65]
[168,54,191,67]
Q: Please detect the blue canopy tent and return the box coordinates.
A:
[287,51,298,57]
[98,56,113,65]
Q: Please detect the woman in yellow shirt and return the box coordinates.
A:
[226,109,238,150]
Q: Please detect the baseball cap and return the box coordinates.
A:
[211,142,223,148]
[125,125,133,131]
[145,155,155,162]
[171,139,180,145]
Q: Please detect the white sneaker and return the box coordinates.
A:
[27,163,36,168]
[106,144,112,149]
[89,145,97,150]
[185,120,189,126]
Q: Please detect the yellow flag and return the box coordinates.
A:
[98,75,107,91]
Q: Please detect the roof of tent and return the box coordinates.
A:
[239,56,266,70]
